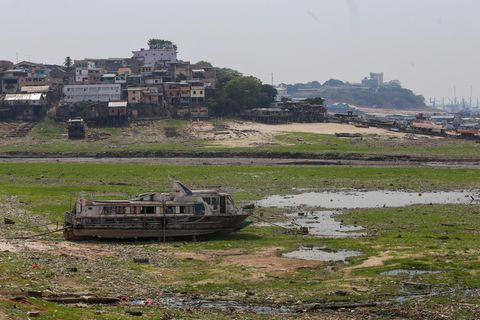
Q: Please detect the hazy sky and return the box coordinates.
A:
[2,0,480,102]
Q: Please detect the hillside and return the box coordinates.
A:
[285,80,426,110]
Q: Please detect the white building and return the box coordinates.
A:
[190,83,205,100]
[63,84,121,103]
[132,48,177,66]
[3,93,46,106]
[75,61,95,83]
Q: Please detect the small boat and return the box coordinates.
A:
[63,180,253,240]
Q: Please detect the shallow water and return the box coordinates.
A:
[282,246,361,262]
[257,190,479,209]
[258,211,365,237]
[381,269,440,276]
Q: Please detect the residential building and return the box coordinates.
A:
[127,87,143,104]
[132,48,177,67]
[127,87,163,105]
[87,68,104,83]
[0,93,48,120]
[107,101,128,124]
[164,82,181,105]
[74,60,96,83]
[190,81,205,102]
[1,69,28,94]
[117,67,132,76]
[63,84,121,102]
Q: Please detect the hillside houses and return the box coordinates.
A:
[0,42,217,123]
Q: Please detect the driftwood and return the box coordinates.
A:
[44,295,120,304]
[302,302,378,311]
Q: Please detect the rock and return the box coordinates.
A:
[4,218,15,225]
[67,267,78,272]
[126,310,143,316]
[26,291,43,297]
[133,257,149,264]
[27,311,40,317]
[334,290,349,296]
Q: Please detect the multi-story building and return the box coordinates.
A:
[190,81,205,103]
[74,60,96,83]
[132,48,177,67]
[127,87,162,105]
[1,69,28,94]
[63,84,121,102]
[164,82,181,105]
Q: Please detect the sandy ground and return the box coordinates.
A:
[230,121,405,137]
[186,120,410,148]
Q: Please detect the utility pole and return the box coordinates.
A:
[470,85,473,108]
[454,86,457,105]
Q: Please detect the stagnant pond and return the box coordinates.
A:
[282,246,361,262]
[257,190,479,209]
[257,210,365,237]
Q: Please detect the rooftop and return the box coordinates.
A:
[4,93,44,101]
[108,101,128,108]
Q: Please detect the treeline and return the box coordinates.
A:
[286,80,426,109]
[203,66,277,116]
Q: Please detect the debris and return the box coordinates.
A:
[44,295,121,304]
[133,257,149,264]
[27,311,40,317]
[27,291,43,298]
[126,310,143,316]
[334,290,349,296]
[4,218,15,225]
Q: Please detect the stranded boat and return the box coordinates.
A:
[64,180,253,240]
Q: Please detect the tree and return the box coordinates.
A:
[64,56,72,71]
[305,97,325,105]
[323,79,344,87]
[195,61,213,68]
[147,39,177,51]
[215,68,243,89]
[175,73,187,82]
[260,84,278,106]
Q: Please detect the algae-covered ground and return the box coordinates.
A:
[1,118,480,160]
[0,163,480,319]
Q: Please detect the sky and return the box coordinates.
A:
[2,0,480,103]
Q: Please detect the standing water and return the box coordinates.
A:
[257,190,478,209]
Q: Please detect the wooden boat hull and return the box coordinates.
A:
[64,214,250,240]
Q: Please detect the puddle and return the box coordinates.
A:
[381,269,441,276]
[283,246,361,262]
[258,211,365,237]
[157,296,292,314]
[257,190,479,209]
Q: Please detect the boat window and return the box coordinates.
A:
[103,207,114,215]
[142,206,155,214]
[203,197,211,204]
[115,206,125,214]
[212,197,218,210]
[179,206,185,214]
[220,196,226,214]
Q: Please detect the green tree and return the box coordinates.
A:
[175,73,187,82]
[195,61,213,68]
[147,39,177,51]
[215,68,243,89]
[305,97,325,105]
[64,56,72,71]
